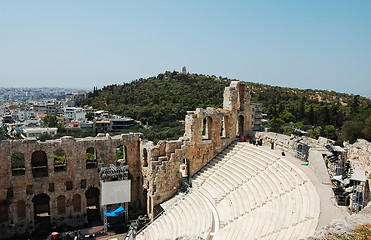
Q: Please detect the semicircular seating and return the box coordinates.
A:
[136,141,320,240]
[136,190,213,240]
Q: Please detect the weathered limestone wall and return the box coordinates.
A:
[255,131,291,152]
[344,139,371,177]
[255,132,334,152]
[149,109,234,199]
[0,133,143,238]
[141,81,256,217]
[255,132,371,182]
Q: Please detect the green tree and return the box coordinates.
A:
[279,111,295,123]
[298,96,306,120]
[308,105,317,125]
[116,145,123,160]
[42,115,57,127]
[53,149,66,165]
[86,147,96,162]
[270,118,285,133]
[307,126,323,139]
[38,133,54,142]
[11,152,25,168]
[342,120,364,143]
[361,116,371,141]
[320,106,330,125]
[85,112,94,120]
[350,95,360,115]
[323,125,337,140]
[57,122,66,133]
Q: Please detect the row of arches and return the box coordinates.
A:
[0,187,100,224]
[201,115,245,140]
[136,114,247,170]
[56,194,82,214]
[11,145,128,177]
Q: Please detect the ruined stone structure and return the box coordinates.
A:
[0,133,144,238]
[0,81,261,238]
[344,139,371,176]
[141,81,259,217]
[255,132,371,176]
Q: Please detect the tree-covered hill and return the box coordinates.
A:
[79,71,371,143]
[80,71,232,124]
[247,83,371,143]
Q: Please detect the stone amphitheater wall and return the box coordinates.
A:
[255,132,371,173]
[0,133,143,238]
[0,80,258,237]
[255,131,342,151]
[254,131,292,151]
[140,81,256,217]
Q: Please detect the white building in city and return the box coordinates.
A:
[23,127,58,138]
[64,107,85,120]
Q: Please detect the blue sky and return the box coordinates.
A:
[0,1,370,95]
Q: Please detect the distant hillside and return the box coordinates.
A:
[79,71,371,143]
[80,71,232,124]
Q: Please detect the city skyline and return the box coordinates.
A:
[0,1,370,95]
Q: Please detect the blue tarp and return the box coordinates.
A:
[104,206,125,217]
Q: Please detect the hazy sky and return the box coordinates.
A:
[1,1,370,94]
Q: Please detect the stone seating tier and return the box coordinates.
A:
[136,142,320,240]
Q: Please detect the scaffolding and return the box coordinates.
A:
[349,170,367,215]
[325,144,349,179]
[99,163,129,232]
[290,128,310,161]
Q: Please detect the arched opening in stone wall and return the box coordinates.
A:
[57,195,66,215]
[238,115,244,137]
[85,187,99,209]
[207,116,213,139]
[31,151,48,178]
[73,194,81,212]
[148,196,152,215]
[85,187,100,225]
[220,119,224,137]
[202,117,207,137]
[54,149,66,172]
[238,84,246,111]
[221,115,230,138]
[0,200,9,223]
[143,149,148,167]
[17,200,26,220]
[32,193,50,227]
[142,188,148,215]
[116,145,127,164]
[202,116,213,140]
[86,147,97,169]
[12,152,25,176]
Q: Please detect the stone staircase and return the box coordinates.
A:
[136,141,320,240]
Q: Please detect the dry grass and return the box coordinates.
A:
[313,224,371,240]
[350,224,371,240]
